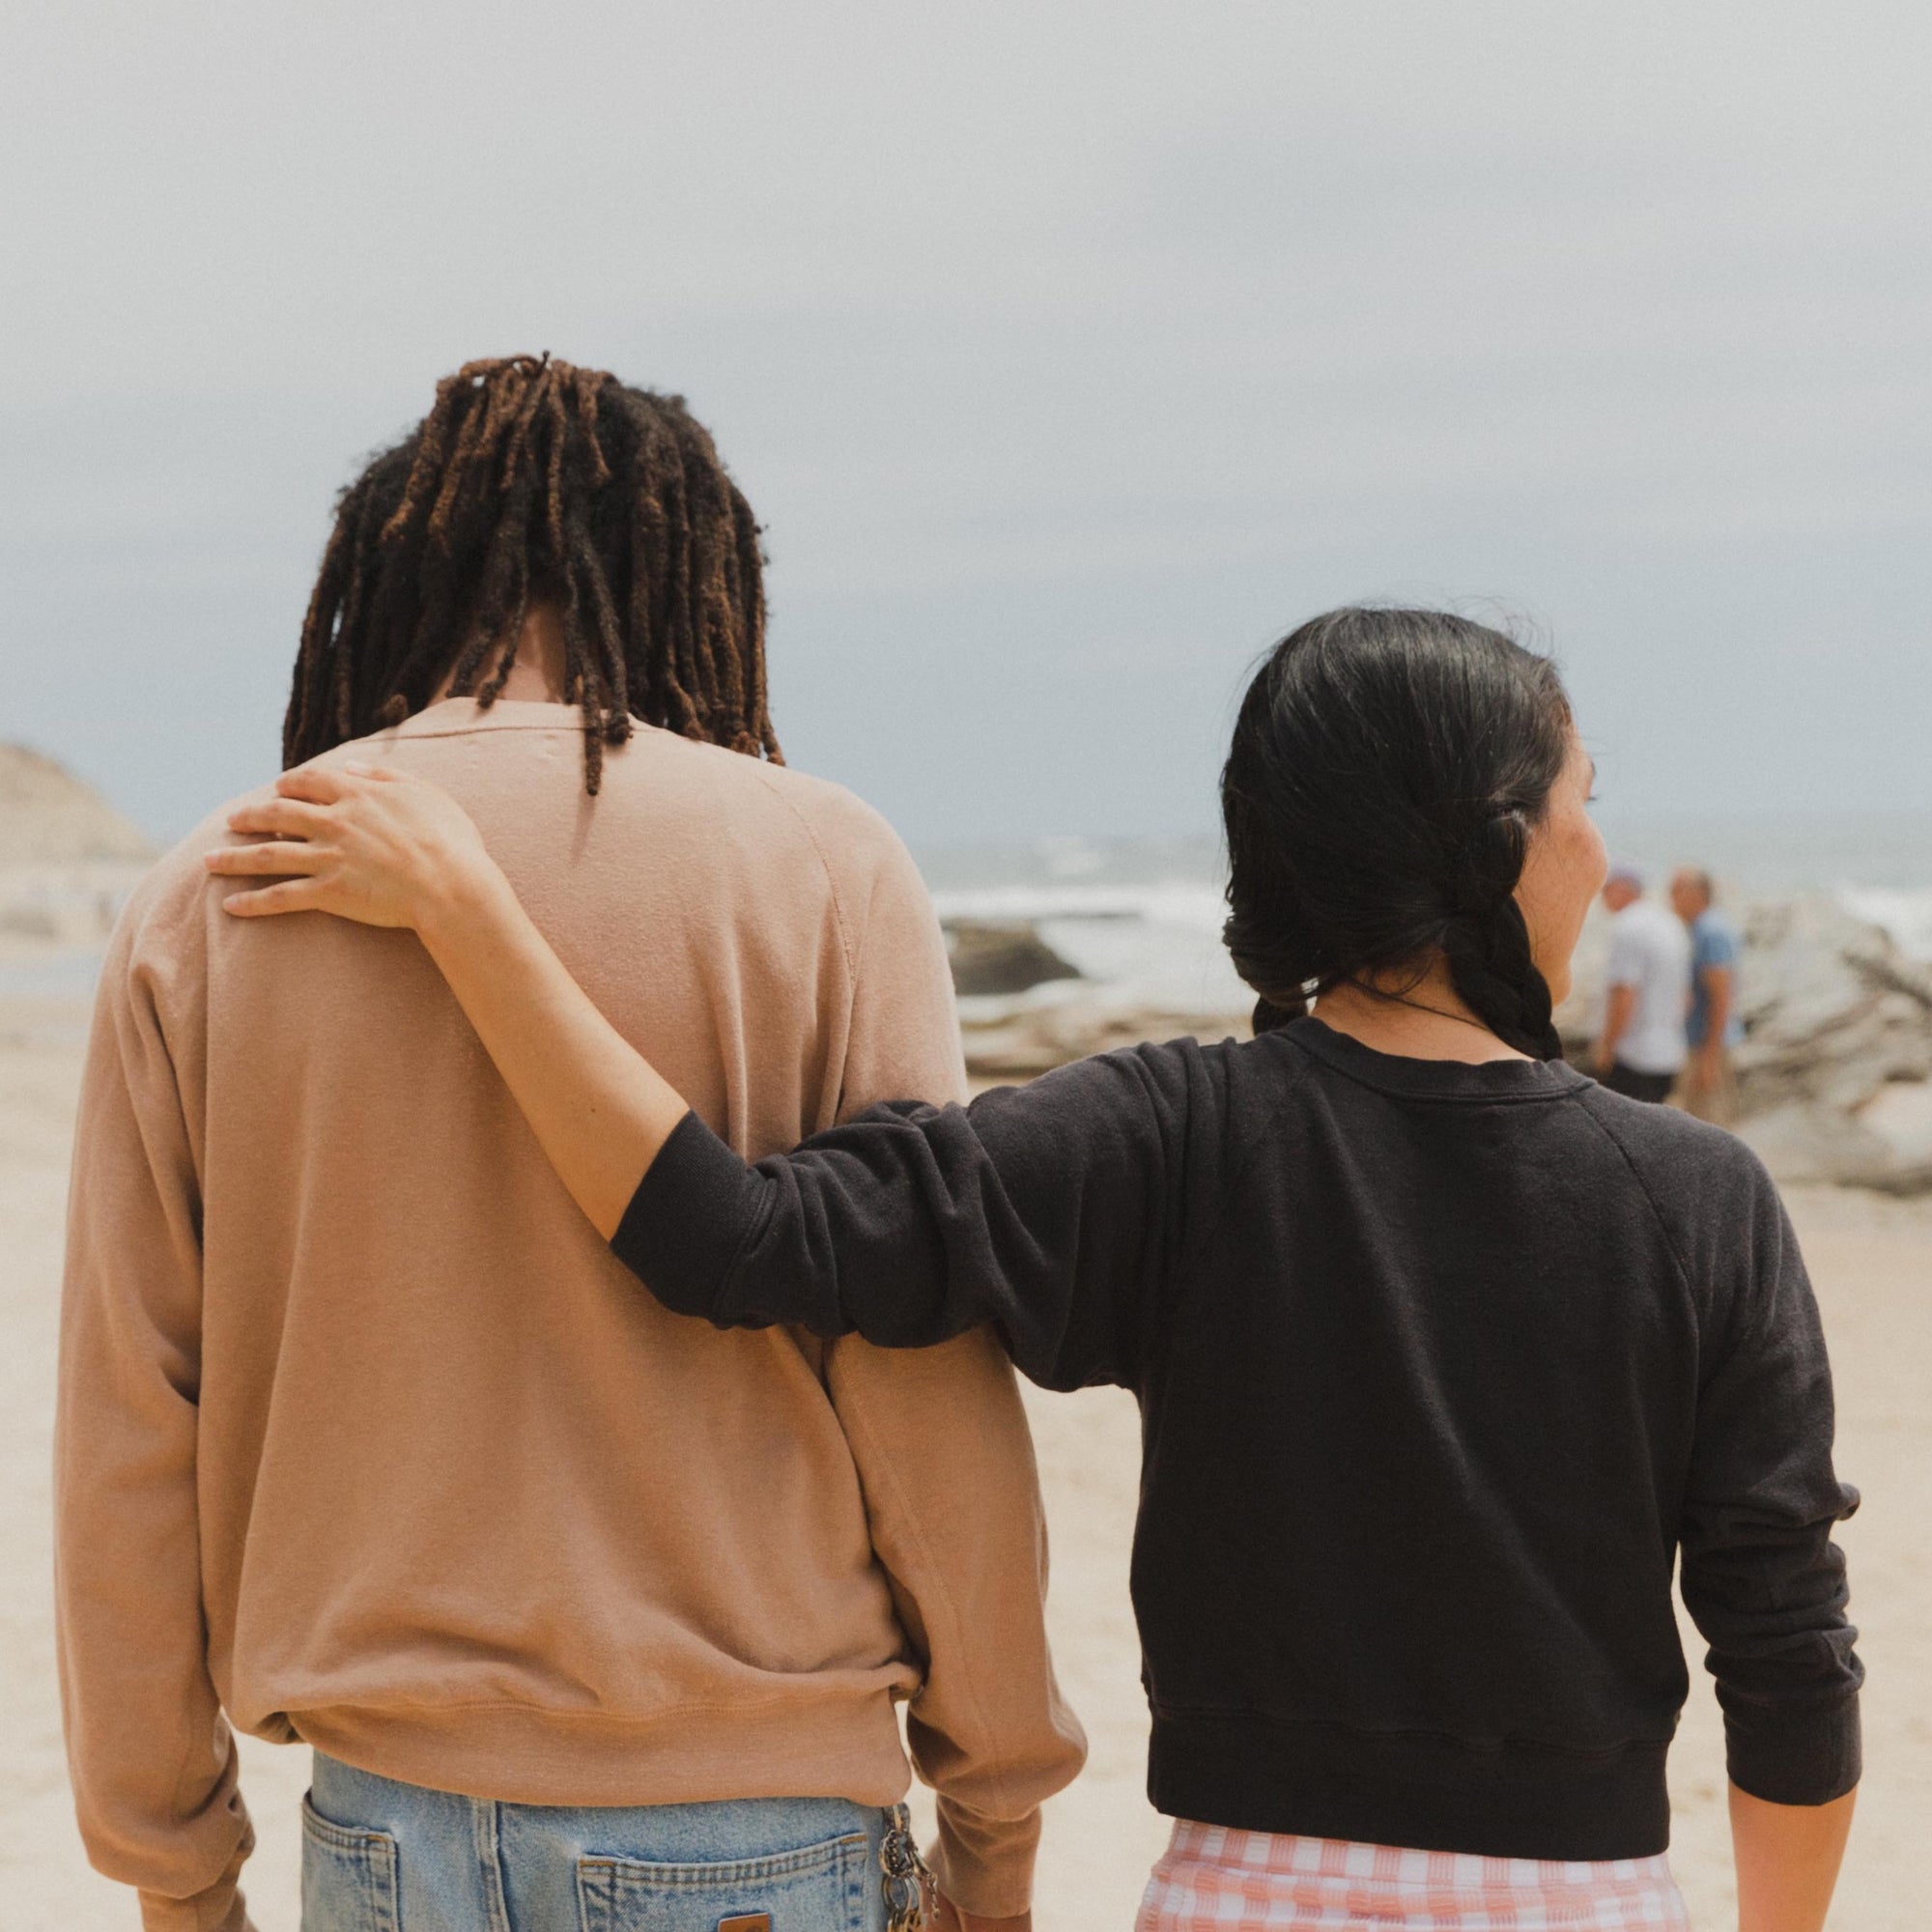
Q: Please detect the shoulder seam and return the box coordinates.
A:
[1564,1091,1698,1310]
[745,762,861,984]
[1219,1037,1319,1207]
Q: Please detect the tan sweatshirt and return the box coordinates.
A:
[56,698,1084,1932]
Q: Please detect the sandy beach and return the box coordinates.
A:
[4,988,1925,1929]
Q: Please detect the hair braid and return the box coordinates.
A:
[1221,608,1574,1062]
[1436,811,1562,1058]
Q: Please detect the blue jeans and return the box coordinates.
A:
[302,1751,894,1932]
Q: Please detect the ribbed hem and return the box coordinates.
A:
[1725,1694,1861,1806]
[1148,1710,1672,1861]
[611,1111,763,1321]
[293,1691,915,1811]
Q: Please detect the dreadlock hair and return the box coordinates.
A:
[284,355,780,793]
[1221,608,1572,1060]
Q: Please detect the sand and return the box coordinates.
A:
[3,990,1925,1929]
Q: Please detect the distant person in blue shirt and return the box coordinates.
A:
[1670,867,1743,1123]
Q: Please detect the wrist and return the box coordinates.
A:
[416,852,517,952]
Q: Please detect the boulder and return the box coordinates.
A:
[0,744,153,867]
[946,920,1083,998]
[1561,893,1932,1193]
[0,746,155,950]
[962,895,1932,1193]
[962,1001,1249,1084]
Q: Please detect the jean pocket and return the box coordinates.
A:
[301,1793,402,1932]
[576,1830,871,1932]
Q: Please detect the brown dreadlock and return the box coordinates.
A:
[284,355,781,792]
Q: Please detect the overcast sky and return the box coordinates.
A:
[3,2,1927,847]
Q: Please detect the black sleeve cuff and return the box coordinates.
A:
[610,1112,768,1323]
[1724,1694,1861,1807]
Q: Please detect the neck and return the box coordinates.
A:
[433,605,573,705]
[1310,961,1529,1065]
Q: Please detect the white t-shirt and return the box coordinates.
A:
[1605,898,1693,1075]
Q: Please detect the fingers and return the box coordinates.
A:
[275,764,353,804]
[226,797,331,839]
[205,841,326,878]
[219,878,330,918]
[276,761,407,806]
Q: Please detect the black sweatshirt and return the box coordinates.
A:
[613,1018,1861,1860]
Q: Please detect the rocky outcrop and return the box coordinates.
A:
[1564,895,1932,1193]
[0,746,154,948]
[0,745,152,867]
[960,896,1932,1193]
[961,999,1250,1084]
[946,920,1083,997]
[1719,899,1932,1194]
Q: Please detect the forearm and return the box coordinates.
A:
[1731,1782,1854,1932]
[831,1332,1083,1917]
[617,1055,1169,1382]
[416,864,688,1238]
[60,960,255,1922]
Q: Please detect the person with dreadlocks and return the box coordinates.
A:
[56,355,1083,1932]
[213,608,1861,1932]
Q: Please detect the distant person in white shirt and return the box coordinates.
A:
[1595,865,1691,1103]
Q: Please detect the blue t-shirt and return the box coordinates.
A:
[1688,908,1744,1048]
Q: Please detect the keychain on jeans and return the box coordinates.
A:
[881,1803,937,1932]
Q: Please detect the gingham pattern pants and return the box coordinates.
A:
[1136,1820,1690,1931]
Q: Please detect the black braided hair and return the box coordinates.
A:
[1222,608,1570,1059]
[285,355,779,794]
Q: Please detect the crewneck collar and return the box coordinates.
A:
[1280,1015,1587,1102]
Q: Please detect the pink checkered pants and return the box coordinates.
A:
[1136,1820,1690,1930]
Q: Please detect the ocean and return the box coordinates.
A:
[6,815,1928,1009]
[918,814,1932,1016]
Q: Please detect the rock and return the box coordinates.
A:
[973,891,1932,1194]
[1855,1081,1932,1186]
[0,744,153,867]
[946,921,1083,997]
[960,1001,1250,1083]
[0,746,155,952]
[1561,892,1932,1192]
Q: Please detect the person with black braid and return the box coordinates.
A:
[213,607,1863,1931]
[59,355,1083,1932]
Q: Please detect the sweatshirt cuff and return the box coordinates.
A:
[139,1869,251,1932]
[611,1112,763,1321]
[927,1803,1043,1920]
[1724,1693,1861,1806]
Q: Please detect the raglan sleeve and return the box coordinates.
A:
[826,1328,1086,1918]
[1677,1152,1862,1806]
[54,903,257,1932]
[820,816,1089,1914]
[612,1031,1188,1392]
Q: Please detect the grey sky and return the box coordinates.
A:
[3,1,1927,846]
